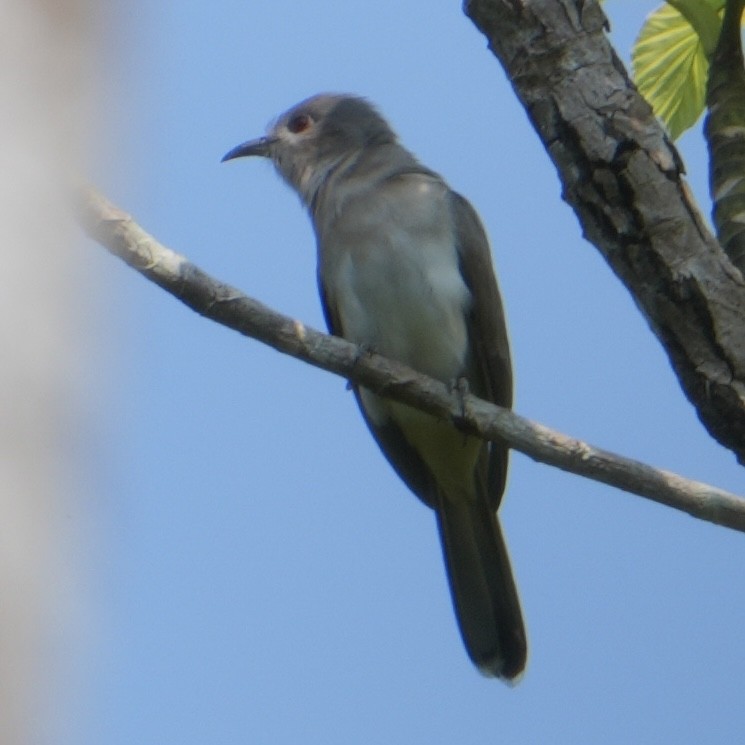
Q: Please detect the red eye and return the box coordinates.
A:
[287,113,312,134]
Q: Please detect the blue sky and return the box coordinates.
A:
[80,2,745,743]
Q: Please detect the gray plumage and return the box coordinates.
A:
[223,94,527,681]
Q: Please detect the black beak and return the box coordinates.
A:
[221,136,275,163]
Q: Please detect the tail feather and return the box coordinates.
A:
[436,494,527,681]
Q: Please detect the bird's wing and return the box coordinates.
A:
[450,191,513,508]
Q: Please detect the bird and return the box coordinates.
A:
[222,94,526,681]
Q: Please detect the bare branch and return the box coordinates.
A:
[77,184,745,532]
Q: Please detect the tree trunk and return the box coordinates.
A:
[463,0,745,463]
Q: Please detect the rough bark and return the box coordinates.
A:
[706,0,745,272]
[463,0,745,463]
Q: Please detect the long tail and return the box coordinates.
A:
[435,493,527,682]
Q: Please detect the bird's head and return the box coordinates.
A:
[222,93,397,204]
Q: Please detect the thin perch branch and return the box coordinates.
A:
[77,184,745,533]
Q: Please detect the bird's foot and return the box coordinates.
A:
[449,376,471,440]
[346,342,375,391]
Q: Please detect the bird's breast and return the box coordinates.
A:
[321,177,472,383]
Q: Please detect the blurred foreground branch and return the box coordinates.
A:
[78,185,745,533]
[2,1,95,742]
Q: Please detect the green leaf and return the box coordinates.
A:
[632,3,711,139]
[667,0,724,57]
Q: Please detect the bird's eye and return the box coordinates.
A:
[287,114,312,134]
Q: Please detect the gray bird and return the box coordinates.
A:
[223,94,527,681]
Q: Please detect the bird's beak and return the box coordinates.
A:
[221,136,275,162]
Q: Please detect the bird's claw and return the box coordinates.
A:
[346,342,375,390]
